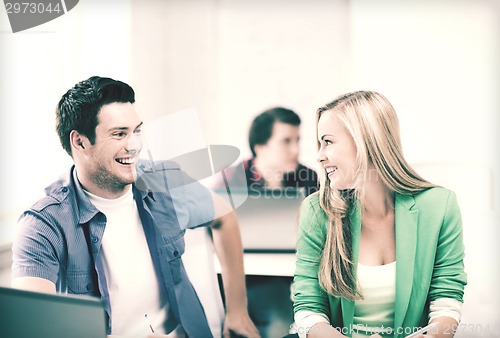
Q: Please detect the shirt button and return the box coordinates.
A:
[61,187,68,193]
[91,237,99,243]
[173,250,179,257]
[86,284,93,291]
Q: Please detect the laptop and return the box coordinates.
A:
[0,286,107,338]
[228,189,305,253]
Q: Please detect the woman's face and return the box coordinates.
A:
[317,110,358,190]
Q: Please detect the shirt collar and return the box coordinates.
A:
[72,165,153,225]
[71,167,101,225]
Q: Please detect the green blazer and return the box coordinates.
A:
[293,187,467,338]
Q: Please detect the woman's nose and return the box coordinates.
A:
[317,148,326,163]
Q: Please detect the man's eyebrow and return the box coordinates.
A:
[108,127,128,132]
[108,122,143,132]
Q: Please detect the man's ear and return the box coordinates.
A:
[253,144,264,157]
[70,130,87,152]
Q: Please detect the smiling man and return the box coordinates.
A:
[11,76,259,338]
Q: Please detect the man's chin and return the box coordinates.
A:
[119,173,137,186]
[283,163,299,173]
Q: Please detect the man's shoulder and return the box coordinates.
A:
[135,159,195,193]
[295,163,319,193]
[136,159,181,173]
[208,159,250,191]
[296,163,318,175]
[29,169,75,213]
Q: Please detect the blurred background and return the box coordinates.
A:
[1,0,499,335]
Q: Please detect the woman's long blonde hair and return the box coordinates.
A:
[316,91,435,300]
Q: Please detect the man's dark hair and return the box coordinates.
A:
[248,107,301,157]
[56,76,135,156]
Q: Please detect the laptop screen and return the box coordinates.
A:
[0,286,107,338]
[228,189,305,253]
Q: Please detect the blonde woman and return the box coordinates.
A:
[292,91,466,338]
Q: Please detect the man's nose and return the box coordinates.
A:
[290,142,299,158]
[126,133,142,153]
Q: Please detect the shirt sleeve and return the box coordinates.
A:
[429,191,467,302]
[293,195,332,319]
[209,161,248,193]
[11,211,62,284]
[168,168,215,230]
[294,310,330,338]
[429,297,463,323]
[136,161,216,230]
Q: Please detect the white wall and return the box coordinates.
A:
[349,0,498,188]
[0,0,132,241]
[214,0,351,166]
[130,0,350,168]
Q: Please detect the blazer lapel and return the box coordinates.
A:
[394,193,419,331]
[341,203,362,330]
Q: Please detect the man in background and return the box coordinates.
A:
[223,107,317,196]
[216,107,318,338]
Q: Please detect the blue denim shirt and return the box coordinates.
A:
[12,160,215,336]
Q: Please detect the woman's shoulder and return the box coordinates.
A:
[301,192,322,210]
[298,192,329,236]
[300,193,328,223]
[409,186,459,213]
[413,186,456,202]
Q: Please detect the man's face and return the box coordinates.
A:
[255,121,300,173]
[83,102,143,194]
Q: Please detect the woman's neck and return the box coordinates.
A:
[361,174,394,218]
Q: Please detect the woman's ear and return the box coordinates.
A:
[69,130,87,152]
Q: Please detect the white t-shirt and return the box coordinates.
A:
[352,261,396,337]
[85,187,183,337]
